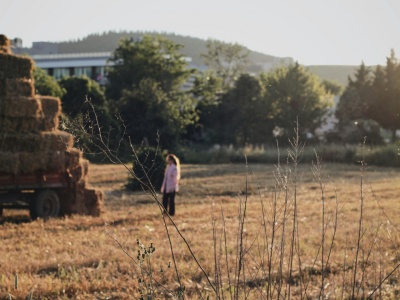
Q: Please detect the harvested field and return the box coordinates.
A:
[0,162,399,299]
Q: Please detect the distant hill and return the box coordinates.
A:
[16,31,361,86]
[306,65,359,86]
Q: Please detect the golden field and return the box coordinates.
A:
[0,162,400,299]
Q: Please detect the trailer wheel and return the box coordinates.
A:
[30,190,60,219]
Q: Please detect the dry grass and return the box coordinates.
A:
[0,162,400,299]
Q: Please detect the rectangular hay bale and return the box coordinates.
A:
[0,78,35,97]
[84,187,104,216]
[37,96,61,131]
[0,53,33,79]
[18,151,48,174]
[47,150,66,172]
[69,159,89,182]
[0,115,42,133]
[65,148,83,170]
[40,131,74,151]
[0,133,42,152]
[0,96,41,118]
[0,151,19,174]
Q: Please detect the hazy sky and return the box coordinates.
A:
[1,0,400,65]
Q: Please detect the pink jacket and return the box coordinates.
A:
[161,164,179,193]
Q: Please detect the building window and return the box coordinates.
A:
[53,68,70,80]
[75,67,92,77]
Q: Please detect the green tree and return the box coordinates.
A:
[119,78,197,148]
[321,79,343,95]
[368,50,400,142]
[33,67,65,98]
[262,63,333,138]
[106,35,198,148]
[202,39,249,90]
[335,62,372,126]
[188,71,223,142]
[59,75,108,118]
[214,74,270,144]
[106,35,194,102]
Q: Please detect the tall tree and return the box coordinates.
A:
[262,63,333,138]
[214,74,267,144]
[368,50,400,142]
[106,35,198,148]
[106,35,194,102]
[119,78,197,148]
[188,71,223,142]
[335,62,372,126]
[202,40,249,90]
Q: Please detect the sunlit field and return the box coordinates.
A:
[1,162,400,299]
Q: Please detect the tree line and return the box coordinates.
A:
[34,34,398,158]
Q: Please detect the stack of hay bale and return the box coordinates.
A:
[0,34,103,216]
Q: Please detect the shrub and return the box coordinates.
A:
[127,147,166,191]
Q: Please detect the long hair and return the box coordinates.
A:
[166,154,180,181]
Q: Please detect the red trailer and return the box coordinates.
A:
[0,170,74,219]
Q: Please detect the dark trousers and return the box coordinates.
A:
[162,191,176,216]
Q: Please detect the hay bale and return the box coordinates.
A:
[84,188,104,216]
[16,117,42,133]
[71,180,87,214]
[0,132,73,152]
[65,148,82,170]
[0,35,10,47]
[0,53,33,79]
[0,133,41,152]
[37,96,61,131]
[40,131,74,151]
[0,151,19,174]
[0,35,11,54]
[69,159,89,182]
[0,116,43,133]
[0,46,11,54]
[72,180,103,216]
[18,152,48,173]
[0,96,41,118]
[47,150,66,172]
[0,78,35,97]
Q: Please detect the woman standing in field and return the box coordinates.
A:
[161,154,180,216]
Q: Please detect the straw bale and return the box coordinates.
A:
[17,150,65,174]
[84,188,104,216]
[40,131,74,151]
[0,116,42,133]
[0,132,72,152]
[18,152,48,174]
[0,53,33,79]
[65,148,82,170]
[0,35,10,47]
[71,180,87,214]
[47,150,66,172]
[0,35,11,54]
[0,46,11,54]
[69,159,89,182]
[0,133,41,152]
[0,96,41,118]
[0,151,19,174]
[37,96,61,131]
[72,180,103,216]
[0,78,35,97]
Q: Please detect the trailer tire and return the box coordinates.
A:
[30,190,60,219]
